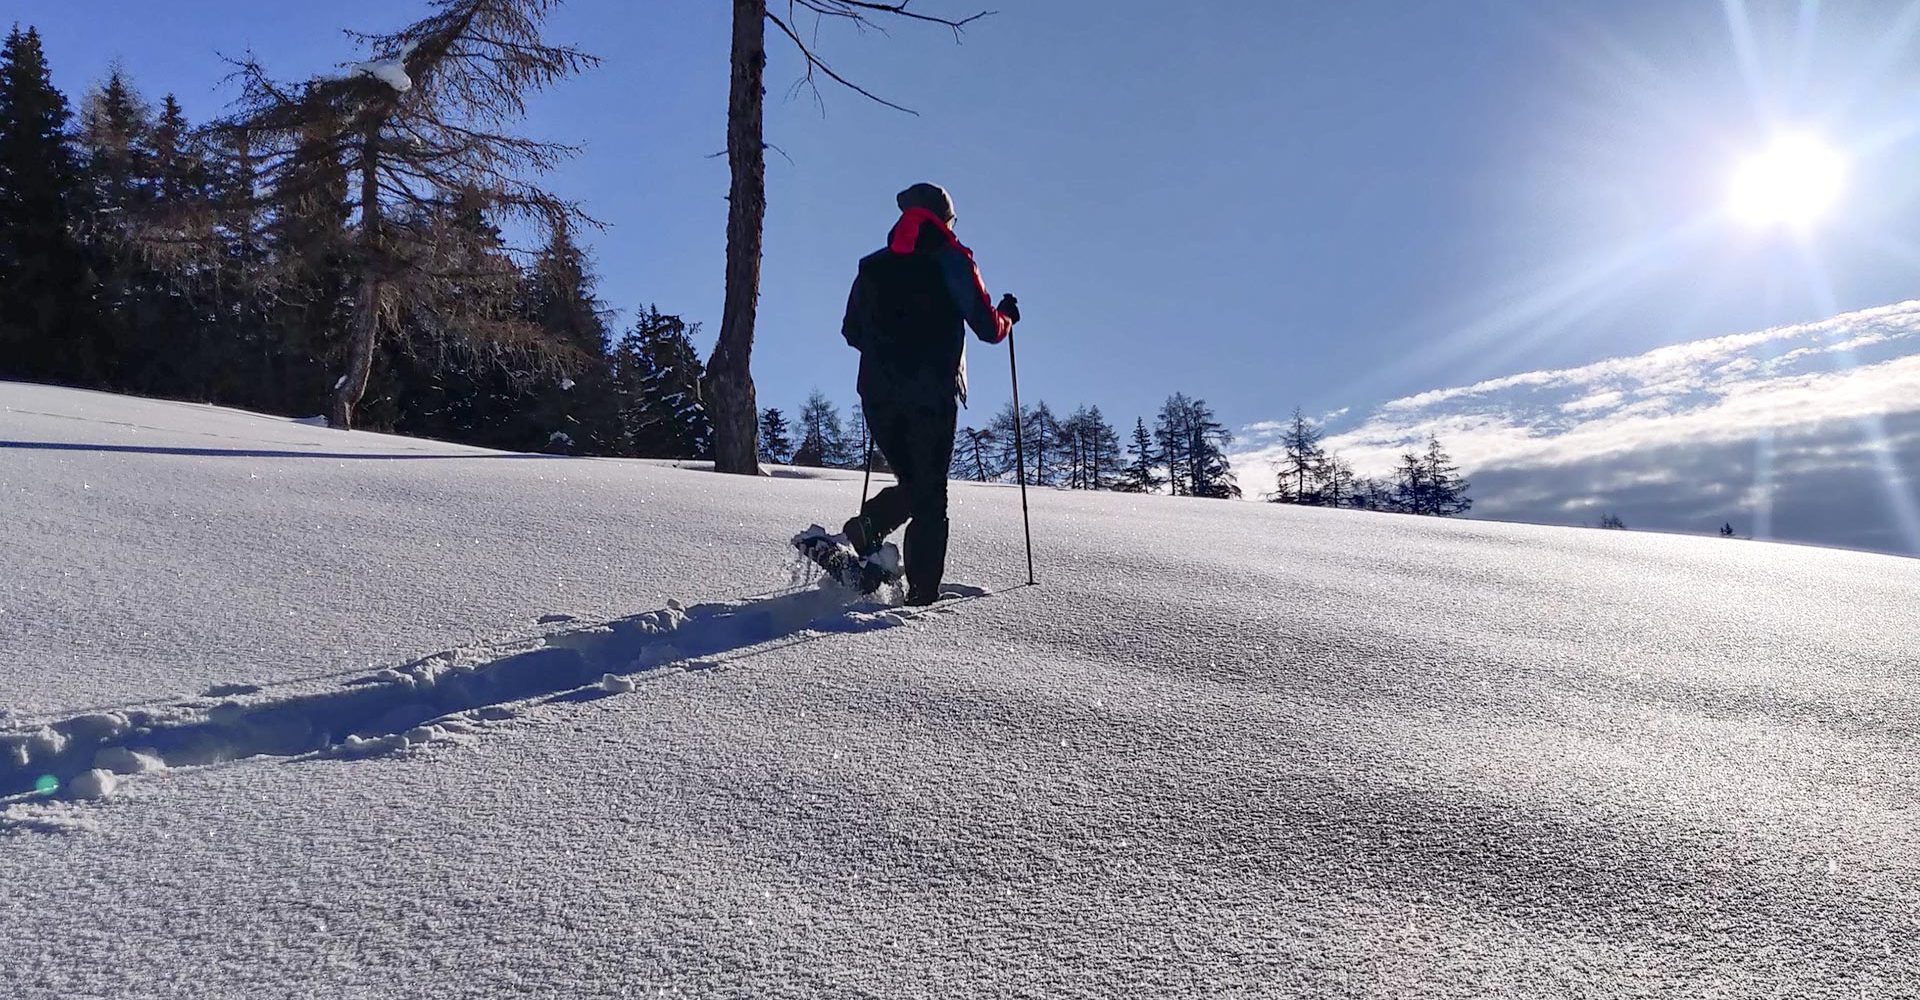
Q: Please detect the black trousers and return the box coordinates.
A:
[859,394,958,596]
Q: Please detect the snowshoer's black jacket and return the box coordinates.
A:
[842,207,1013,406]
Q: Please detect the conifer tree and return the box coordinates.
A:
[1064,405,1122,490]
[984,401,1063,486]
[0,26,95,383]
[759,407,793,464]
[1351,476,1397,511]
[136,92,227,398]
[258,114,353,412]
[611,305,711,459]
[1189,419,1240,499]
[1026,401,1065,487]
[78,68,152,223]
[1421,434,1472,516]
[1393,451,1429,513]
[226,0,599,428]
[150,96,194,208]
[1311,452,1357,508]
[517,221,613,452]
[1274,407,1324,504]
[75,68,171,391]
[951,425,1000,481]
[793,390,847,468]
[1116,417,1165,494]
[1157,394,1236,498]
[1155,393,1195,496]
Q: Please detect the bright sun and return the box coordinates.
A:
[1727,133,1847,230]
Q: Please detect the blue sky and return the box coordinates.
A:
[15,2,1920,519]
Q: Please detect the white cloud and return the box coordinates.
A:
[1232,300,1920,555]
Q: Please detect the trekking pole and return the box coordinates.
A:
[857,416,875,547]
[1007,324,1037,586]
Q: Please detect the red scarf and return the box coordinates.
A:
[888,206,972,258]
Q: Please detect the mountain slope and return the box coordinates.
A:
[2,381,1917,998]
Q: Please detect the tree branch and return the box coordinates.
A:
[766,10,918,115]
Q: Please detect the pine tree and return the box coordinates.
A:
[1187,406,1240,499]
[150,96,193,207]
[610,305,711,459]
[135,92,226,400]
[1311,452,1356,508]
[1116,417,1165,494]
[981,401,1064,486]
[1025,401,1064,487]
[984,403,1025,483]
[793,390,847,468]
[951,425,1000,481]
[1063,405,1121,490]
[258,114,353,413]
[78,68,152,224]
[516,221,614,453]
[380,183,534,440]
[225,0,599,428]
[1392,451,1428,513]
[1155,393,1195,496]
[1156,394,1235,498]
[1351,476,1396,511]
[75,67,169,392]
[0,25,95,384]
[1274,407,1324,504]
[759,407,793,464]
[1421,434,1472,516]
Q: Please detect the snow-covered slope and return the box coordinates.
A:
[3,380,1917,998]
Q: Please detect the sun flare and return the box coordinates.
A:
[1727,133,1847,230]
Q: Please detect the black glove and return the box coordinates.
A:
[997,293,1020,325]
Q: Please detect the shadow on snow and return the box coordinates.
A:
[0,584,988,808]
[0,440,565,461]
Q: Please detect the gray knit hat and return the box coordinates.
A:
[896,182,955,223]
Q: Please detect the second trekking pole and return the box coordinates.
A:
[1006,321,1037,586]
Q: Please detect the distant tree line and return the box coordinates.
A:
[1263,408,1471,515]
[943,393,1239,498]
[758,393,1476,517]
[757,390,1240,499]
[0,15,715,460]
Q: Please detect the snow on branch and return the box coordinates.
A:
[349,41,419,92]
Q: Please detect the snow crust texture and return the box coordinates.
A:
[3,381,1919,998]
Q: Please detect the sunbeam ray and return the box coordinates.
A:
[1791,238,1920,552]
[1722,0,1772,123]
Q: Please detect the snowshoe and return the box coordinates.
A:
[792,525,902,595]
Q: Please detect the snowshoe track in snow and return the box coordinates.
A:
[0,583,992,812]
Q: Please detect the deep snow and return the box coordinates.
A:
[2,380,1918,998]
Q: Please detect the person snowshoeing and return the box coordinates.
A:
[838,182,1020,606]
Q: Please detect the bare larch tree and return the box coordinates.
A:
[710,0,993,475]
[224,0,596,428]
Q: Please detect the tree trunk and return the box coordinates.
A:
[707,0,766,475]
[331,126,382,430]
